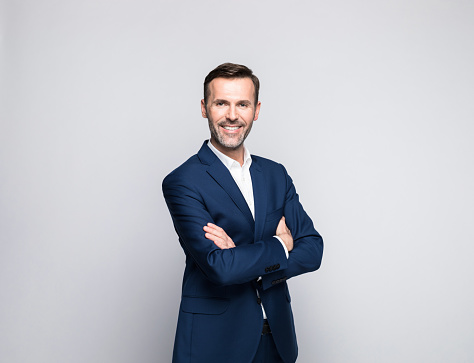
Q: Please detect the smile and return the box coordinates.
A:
[222,126,241,131]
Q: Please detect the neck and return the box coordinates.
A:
[210,138,245,166]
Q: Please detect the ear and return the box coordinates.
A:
[201,99,207,118]
[253,101,261,121]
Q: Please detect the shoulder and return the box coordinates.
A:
[162,154,204,187]
[164,140,221,184]
[251,154,288,174]
[251,154,279,167]
[251,154,294,192]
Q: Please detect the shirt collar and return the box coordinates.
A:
[207,140,252,170]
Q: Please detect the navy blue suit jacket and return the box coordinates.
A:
[162,141,323,363]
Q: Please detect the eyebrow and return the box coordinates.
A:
[213,99,229,104]
[213,99,252,105]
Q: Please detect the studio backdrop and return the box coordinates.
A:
[1,1,473,362]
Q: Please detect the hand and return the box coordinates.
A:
[203,223,236,249]
[276,217,293,252]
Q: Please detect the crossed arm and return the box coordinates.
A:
[163,164,322,288]
[203,217,294,252]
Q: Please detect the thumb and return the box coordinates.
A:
[276,216,285,234]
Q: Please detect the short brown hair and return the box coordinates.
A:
[203,63,260,105]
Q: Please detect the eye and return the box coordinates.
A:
[216,101,225,106]
[239,103,248,107]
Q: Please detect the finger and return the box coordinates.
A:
[204,225,234,248]
[207,223,224,232]
[204,232,218,242]
[203,225,216,233]
[281,217,291,234]
[204,231,232,246]
[280,217,290,231]
[204,232,227,246]
[204,224,225,233]
[206,235,232,250]
[203,225,225,238]
[276,217,286,234]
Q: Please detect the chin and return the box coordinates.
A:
[213,134,240,149]
[219,142,242,150]
[221,137,245,149]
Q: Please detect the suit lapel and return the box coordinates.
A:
[198,142,255,231]
[250,158,267,243]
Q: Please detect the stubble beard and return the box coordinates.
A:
[208,119,253,151]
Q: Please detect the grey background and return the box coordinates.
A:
[1,0,473,362]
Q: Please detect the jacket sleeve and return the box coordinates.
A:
[162,172,288,287]
[260,164,324,290]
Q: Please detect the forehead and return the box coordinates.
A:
[207,77,255,102]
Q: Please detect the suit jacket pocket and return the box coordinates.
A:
[266,207,283,222]
[181,296,229,315]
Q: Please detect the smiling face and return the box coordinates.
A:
[201,77,261,160]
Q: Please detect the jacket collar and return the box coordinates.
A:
[198,141,255,231]
[197,140,218,166]
[197,141,267,242]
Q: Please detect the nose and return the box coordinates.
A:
[226,105,238,121]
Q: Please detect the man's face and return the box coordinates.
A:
[201,77,261,152]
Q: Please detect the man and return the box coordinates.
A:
[162,63,323,363]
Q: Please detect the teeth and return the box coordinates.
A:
[223,126,240,130]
